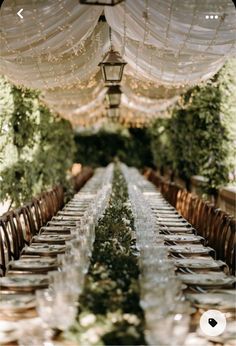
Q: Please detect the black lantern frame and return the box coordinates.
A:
[79,0,124,5]
[106,85,122,107]
[99,49,126,84]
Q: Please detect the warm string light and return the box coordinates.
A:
[1,4,105,89]
[121,0,127,56]
[143,0,150,45]
[1,0,235,126]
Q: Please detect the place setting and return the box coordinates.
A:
[0,320,20,344]
[163,234,204,244]
[40,225,73,234]
[0,274,49,293]
[32,233,73,244]
[177,273,236,289]
[21,244,66,257]
[6,257,58,274]
[48,219,77,226]
[186,291,236,312]
[173,258,227,271]
[168,244,215,256]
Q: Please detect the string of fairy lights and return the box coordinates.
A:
[0,0,235,127]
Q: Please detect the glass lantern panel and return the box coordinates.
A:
[104,65,122,82]
[108,108,119,117]
[108,93,121,106]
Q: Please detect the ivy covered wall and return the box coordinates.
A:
[149,60,236,195]
[0,77,76,207]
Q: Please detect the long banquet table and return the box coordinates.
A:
[0,165,235,346]
[127,167,235,346]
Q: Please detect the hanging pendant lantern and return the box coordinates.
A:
[107,105,120,118]
[79,0,124,5]
[99,49,126,84]
[106,85,122,107]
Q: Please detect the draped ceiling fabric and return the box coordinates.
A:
[0,0,236,126]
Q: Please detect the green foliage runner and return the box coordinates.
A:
[66,165,145,345]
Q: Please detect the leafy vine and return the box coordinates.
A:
[0,77,76,207]
[149,60,236,195]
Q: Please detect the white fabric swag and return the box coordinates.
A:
[0,0,235,125]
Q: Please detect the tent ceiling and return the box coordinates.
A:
[0,0,235,126]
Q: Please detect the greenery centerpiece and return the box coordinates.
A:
[65,165,145,345]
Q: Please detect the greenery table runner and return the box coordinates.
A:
[65,165,145,345]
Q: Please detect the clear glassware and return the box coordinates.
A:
[54,291,77,331]
[36,288,77,333]
[145,314,174,346]
[170,301,191,346]
[18,319,52,346]
[35,289,59,330]
[57,254,65,271]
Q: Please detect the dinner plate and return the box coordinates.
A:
[63,205,86,208]
[22,244,65,256]
[0,294,35,312]
[66,200,89,203]
[7,258,57,270]
[67,201,90,205]
[28,243,66,249]
[178,273,235,287]
[57,211,84,216]
[169,245,212,254]
[48,221,76,227]
[52,216,81,221]
[62,210,85,214]
[174,258,225,269]
[186,292,236,311]
[153,207,175,211]
[161,227,195,234]
[211,289,236,295]
[158,218,185,223]
[157,215,182,219]
[32,234,72,243]
[164,235,203,243]
[157,221,189,227]
[0,275,48,290]
[153,210,179,214]
[0,321,17,333]
[40,227,72,235]
[163,224,192,229]
[40,226,72,232]
[0,330,18,344]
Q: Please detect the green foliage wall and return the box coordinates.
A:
[0,77,76,207]
[149,60,236,194]
[74,127,153,169]
[148,118,172,175]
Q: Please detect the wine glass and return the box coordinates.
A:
[36,288,77,333]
